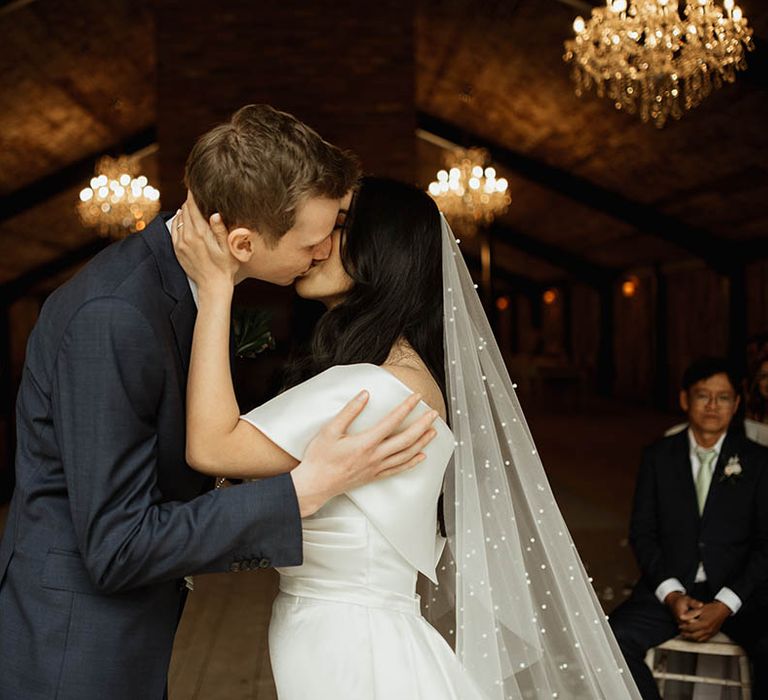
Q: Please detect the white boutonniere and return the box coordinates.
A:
[720,455,743,483]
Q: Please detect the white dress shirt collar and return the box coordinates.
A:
[687,427,726,461]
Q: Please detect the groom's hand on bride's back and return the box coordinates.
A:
[290,391,438,517]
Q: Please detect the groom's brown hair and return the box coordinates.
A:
[185,104,360,245]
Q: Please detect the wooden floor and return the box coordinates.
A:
[0,397,679,698]
[169,571,279,700]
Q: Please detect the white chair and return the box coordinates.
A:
[645,633,752,699]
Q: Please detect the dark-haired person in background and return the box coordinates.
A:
[745,353,768,445]
[610,357,768,699]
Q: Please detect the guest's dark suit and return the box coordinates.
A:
[610,429,768,699]
[0,215,303,699]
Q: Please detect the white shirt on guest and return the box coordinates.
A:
[166,215,198,307]
[654,429,742,614]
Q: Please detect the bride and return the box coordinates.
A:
[172,177,641,699]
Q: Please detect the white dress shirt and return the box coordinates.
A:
[654,429,742,614]
[166,215,199,307]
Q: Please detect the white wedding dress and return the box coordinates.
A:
[241,363,486,699]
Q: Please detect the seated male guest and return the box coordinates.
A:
[610,357,768,699]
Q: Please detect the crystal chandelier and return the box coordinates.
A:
[78,156,161,238]
[563,0,754,127]
[427,148,510,235]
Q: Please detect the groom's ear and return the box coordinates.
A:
[227,227,256,263]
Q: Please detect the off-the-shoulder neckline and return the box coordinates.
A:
[322,363,451,431]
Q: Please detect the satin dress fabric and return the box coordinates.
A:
[241,364,486,699]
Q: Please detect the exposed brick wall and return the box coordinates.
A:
[155,0,416,207]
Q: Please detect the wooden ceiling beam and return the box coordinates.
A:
[0,238,109,304]
[0,0,37,16]
[489,222,618,287]
[417,111,737,274]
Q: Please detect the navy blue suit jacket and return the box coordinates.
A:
[0,215,302,699]
[629,428,768,606]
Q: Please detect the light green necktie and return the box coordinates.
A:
[694,447,717,514]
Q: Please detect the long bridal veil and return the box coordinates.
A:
[425,215,641,699]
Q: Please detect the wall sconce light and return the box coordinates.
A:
[543,289,558,305]
[622,276,639,298]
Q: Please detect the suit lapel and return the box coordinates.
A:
[671,430,701,522]
[170,295,197,376]
[701,430,738,520]
[140,215,197,386]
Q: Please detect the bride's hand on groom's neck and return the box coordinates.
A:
[172,192,239,291]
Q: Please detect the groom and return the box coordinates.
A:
[0,105,436,699]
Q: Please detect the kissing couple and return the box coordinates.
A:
[0,105,640,699]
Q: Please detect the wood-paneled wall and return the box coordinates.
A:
[498,262,763,410]
[613,272,655,402]
[747,260,768,339]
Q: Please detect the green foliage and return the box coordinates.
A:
[232,306,275,359]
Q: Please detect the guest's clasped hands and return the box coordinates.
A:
[666,591,732,642]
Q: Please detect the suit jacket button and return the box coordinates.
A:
[230,562,241,572]
[249,559,260,569]
[259,558,271,569]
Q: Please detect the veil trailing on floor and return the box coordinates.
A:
[424,214,642,699]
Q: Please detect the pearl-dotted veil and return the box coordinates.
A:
[425,214,642,699]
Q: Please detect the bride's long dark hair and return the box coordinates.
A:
[284,176,445,394]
